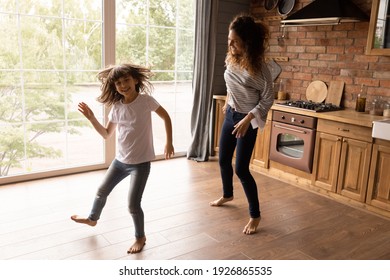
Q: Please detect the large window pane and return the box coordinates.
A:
[63,0,102,20]
[0,14,19,69]
[23,71,65,121]
[177,29,195,72]
[19,0,62,17]
[20,16,64,70]
[64,19,103,70]
[0,0,16,13]
[0,1,105,181]
[67,120,104,166]
[149,27,176,70]
[0,72,23,124]
[116,25,146,64]
[0,125,25,176]
[116,0,194,156]
[116,0,147,25]
[149,0,176,27]
[0,0,194,182]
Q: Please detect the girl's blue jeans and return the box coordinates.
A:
[88,159,150,238]
[218,106,260,218]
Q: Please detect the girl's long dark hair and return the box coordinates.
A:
[97,63,153,106]
[225,14,269,75]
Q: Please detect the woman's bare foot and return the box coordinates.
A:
[209,196,234,206]
[243,217,261,235]
[70,215,97,227]
[127,236,146,254]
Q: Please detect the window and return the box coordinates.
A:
[115,0,194,156]
[0,0,194,184]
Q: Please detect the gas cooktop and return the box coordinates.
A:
[276,100,342,112]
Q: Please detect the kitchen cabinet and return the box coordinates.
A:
[251,118,271,169]
[312,119,372,202]
[212,103,390,217]
[366,139,390,211]
[212,95,271,169]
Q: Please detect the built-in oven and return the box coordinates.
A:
[269,110,317,173]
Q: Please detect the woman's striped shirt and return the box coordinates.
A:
[224,62,274,129]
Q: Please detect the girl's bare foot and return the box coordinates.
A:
[209,196,233,206]
[70,215,97,227]
[127,236,146,254]
[243,217,261,235]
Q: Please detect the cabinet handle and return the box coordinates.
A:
[274,124,307,134]
[343,139,347,143]
[338,128,350,132]
[337,137,341,141]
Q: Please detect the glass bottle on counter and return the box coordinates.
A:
[277,79,286,100]
[370,98,384,116]
[384,102,390,117]
[355,84,366,112]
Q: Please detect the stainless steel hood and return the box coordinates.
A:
[280,0,369,27]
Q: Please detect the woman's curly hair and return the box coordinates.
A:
[96,63,154,106]
[225,14,269,75]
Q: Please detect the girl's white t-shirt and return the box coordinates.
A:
[108,94,160,164]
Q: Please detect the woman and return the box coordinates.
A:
[71,63,174,254]
[210,14,274,235]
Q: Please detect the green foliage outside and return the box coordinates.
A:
[0,0,194,177]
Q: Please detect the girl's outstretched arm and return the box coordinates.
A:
[78,102,116,139]
[155,106,174,159]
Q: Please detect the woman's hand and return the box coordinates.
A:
[78,102,95,120]
[232,119,250,138]
[232,113,254,138]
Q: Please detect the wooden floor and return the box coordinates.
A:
[1,157,390,260]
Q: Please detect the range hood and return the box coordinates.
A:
[281,0,369,27]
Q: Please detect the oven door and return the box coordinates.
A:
[269,121,316,173]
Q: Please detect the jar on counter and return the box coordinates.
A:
[384,103,390,117]
[369,99,383,116]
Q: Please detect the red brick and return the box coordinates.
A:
[306,46,326,53]
[297,39,316,46]
[318,54,337,61]
[293,72,312,81]
[287,46,305,53]
[299,53,317,60]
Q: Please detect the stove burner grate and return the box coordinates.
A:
[277,100,342,112]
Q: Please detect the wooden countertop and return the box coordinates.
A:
[271,103,388,128]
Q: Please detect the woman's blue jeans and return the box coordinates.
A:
[218,106,260,218]
[88,159,150,238]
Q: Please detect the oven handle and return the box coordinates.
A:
[274,124,307,134]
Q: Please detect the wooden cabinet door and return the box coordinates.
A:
[252,121,271,169]
[337,138,372,202]
[367,144,390,211]
[213,99,225,155]
[312,132,342,192]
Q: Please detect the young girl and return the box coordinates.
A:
[71,63,174,254]
[210,15,273,235]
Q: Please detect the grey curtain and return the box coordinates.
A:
[187,0,219,162]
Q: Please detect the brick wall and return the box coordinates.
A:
[250,0,390,109]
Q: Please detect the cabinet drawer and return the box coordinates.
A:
[317,119,372,142]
